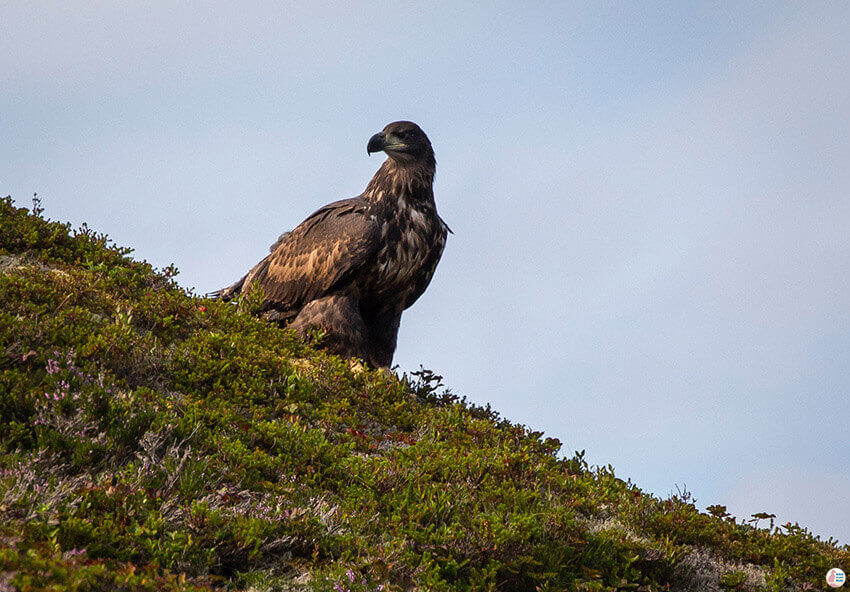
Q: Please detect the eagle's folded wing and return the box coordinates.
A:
[235,198,380,314]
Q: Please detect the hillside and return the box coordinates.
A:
[0,195,846,592]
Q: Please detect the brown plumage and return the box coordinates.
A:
[210,121,449,367]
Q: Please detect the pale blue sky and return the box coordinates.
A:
[3,2,849,544]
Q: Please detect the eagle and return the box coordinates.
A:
[211,121,449,368]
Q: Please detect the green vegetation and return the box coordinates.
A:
[1,195,847,591]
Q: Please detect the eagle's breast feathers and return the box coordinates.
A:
[367,194,448,309]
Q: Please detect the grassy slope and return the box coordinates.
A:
[0,195,846,592]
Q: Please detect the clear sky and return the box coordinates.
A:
[3,2,849,544]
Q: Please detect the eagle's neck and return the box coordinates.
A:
[364,156,436,206]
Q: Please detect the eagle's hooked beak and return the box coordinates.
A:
[367,132,386,155]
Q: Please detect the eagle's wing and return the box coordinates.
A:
[234,197,380,315]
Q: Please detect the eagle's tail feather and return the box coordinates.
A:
[206,274,247,301]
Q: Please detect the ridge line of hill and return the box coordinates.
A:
[1,195,846,591]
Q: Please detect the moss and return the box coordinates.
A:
[1,194,848,591]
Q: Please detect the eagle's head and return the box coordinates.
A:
[367,121,433,165]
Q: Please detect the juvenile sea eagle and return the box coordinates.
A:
[211,121,449,368]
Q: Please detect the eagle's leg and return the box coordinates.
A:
[289,294,368,363]
[363,307,402,369]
